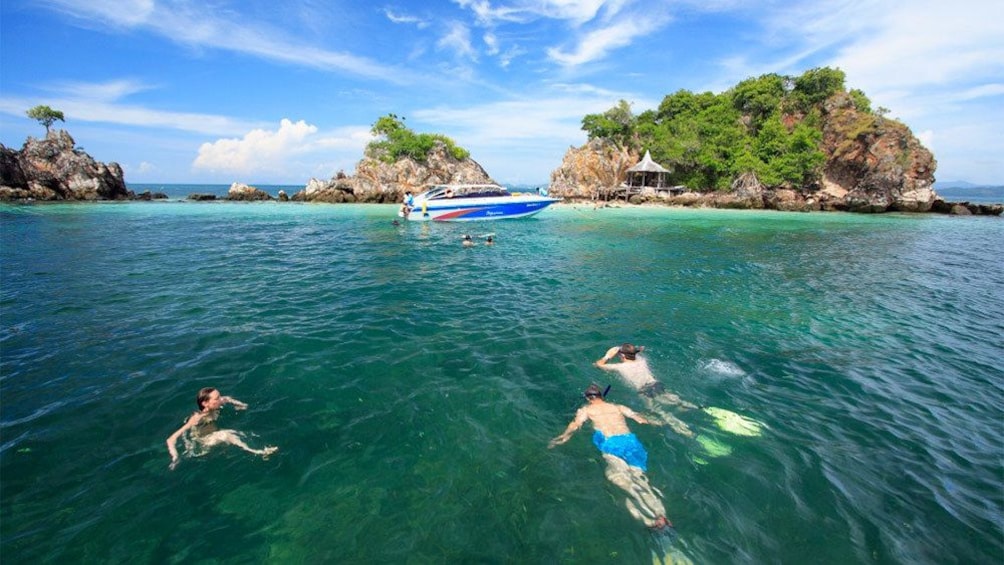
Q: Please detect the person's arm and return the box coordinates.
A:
[594,346,622,368]
[166,412,202,469]
[619,405,651,426]
[221,395,248,410]
[548,408,590,448]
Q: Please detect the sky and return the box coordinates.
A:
[1,0,1002,186]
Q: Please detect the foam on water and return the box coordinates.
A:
[698,358,746,377]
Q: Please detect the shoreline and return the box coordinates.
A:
[4,195,1002,216]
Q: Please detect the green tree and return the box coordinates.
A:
[731,73,787,134]
[581,99,635,148]
[367,114,469,163]
[26,105,65,133]
[793,67,846,109]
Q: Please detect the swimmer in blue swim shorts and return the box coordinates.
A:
[549,384,672,530]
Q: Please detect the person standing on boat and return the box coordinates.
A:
[549,384,672,531]
[595,344,696,438]
[400,191,414,217]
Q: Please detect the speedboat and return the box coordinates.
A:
[400,184,559,222]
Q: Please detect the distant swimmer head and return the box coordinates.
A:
[463,234,472,240]
[583,383,604,399]
[619,343,643,360]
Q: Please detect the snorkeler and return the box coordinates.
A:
[595,344,696,438]
[165,387,277,470]
[549,384,672,531]
[462,234,475,247]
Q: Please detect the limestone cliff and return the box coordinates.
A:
[0,131,130,201]
[295,141,493,203]
[549,139,638,199]
[818,92,937,212]
[551,92,946,213]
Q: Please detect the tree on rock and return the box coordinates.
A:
[367,114,470,163]
[26,105,65,133]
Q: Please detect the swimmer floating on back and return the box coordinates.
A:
[165,387,277,470]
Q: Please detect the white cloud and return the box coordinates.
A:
[0,92,262,136]
[48,78,154,101]
[452,0,528,26]
[547,16,665,67]
[483,32,500,55]
[413,84,656,146]
[956,83,1004,101]
[42,0,414,83]
[453,0,627,26]
[192,120,374,179]
[193,119,319,174]
[383,8,429,28]
[43,0,155,27]
[437,21,478,60]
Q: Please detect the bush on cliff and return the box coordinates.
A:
[366,114,470,164]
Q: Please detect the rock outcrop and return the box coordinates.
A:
[549,92,961,214]
[818,92,937,212]
[226,182,274,201]
[549,139,638,200]
[0,130,131,201]
[294,141,493,203]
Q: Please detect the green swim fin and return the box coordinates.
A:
[695,435,733,458]
[702,407,764,437]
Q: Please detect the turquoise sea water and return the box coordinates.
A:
[1,200,1002,564]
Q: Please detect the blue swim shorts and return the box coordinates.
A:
[592,431,648,471]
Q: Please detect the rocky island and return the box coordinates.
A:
[550,68,1000,216]
[1,130,131,201]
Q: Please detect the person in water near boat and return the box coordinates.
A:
[549,384,672,531]
[399,191,414,217]
[166,387,277,470]
[595,343,697,438]
[462,234,475,247]
[485,235,494,245]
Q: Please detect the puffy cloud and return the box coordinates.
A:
[193,119,318,174]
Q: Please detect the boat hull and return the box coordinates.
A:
[404,195,559,222]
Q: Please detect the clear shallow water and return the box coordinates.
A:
[1,201,1002,563]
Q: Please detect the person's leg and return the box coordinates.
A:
[602,455,668,528]
[643,398,694,438]
[203,430,278,457]
[656,391,698,410]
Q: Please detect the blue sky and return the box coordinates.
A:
[1,0,1002,186]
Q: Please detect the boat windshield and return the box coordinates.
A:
[424,184,510,200]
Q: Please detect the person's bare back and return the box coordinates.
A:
[581,401,639,437]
